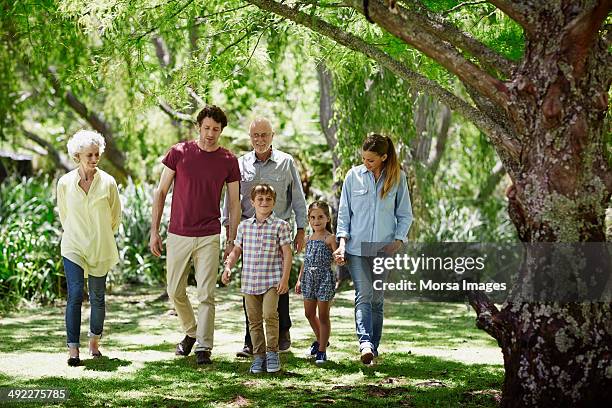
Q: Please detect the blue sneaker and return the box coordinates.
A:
[266,351,281,373]
[250,355,266,374]
[315,351,327,365]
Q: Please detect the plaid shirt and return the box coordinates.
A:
[234,214,292,295]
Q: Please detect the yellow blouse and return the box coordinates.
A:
[57,168,121,277]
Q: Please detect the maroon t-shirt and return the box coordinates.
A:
[162,141,240,237]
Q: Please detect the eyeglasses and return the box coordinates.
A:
[251,132,272,138]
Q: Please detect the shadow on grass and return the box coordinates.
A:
[82,356,132,372]
[0,352,502,407]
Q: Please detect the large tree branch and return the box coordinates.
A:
[346,0,510,109]
[245,0,520,165]
[487,0,536,35]
[467,290,504,342]
[402,0,517,78]
[47,67,129,178]
[21,127,71,172]
[158,101,196,125]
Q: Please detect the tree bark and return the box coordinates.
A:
[469,2,612,406]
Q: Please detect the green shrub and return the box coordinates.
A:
[0,176,64,311]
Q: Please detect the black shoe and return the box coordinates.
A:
[236,344,253,358]
[67,357,81,367]
[279,330,291,353]
[196,350,212,365]
[175,335,196,356]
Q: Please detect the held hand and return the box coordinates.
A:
[277,279,289,295]
[223,242,234,261]
[294,229,306,253]
[383,240,403,256]
[332,246,345,265]
[295,280,302,295]
[149,232,163,257]
[221,268,231,285]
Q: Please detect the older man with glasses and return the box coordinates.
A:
[222,117,307,357]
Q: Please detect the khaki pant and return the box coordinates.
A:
[166,233,219,351]
[244,288,279,356]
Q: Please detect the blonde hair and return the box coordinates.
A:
[67,130,105,162]
[362,133,400,199]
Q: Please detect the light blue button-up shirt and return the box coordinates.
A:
[222,148,307,229]
[336,165,413,256]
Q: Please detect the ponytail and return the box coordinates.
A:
[362,133,401,199]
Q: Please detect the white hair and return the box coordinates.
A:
[67,130,106,161]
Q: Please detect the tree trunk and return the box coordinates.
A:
[471,3,612,406]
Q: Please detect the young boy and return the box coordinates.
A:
[222,184,292,373]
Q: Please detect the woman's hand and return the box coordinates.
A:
[295,280,302,294]
[333,245,346,265]
[383,240,403,256]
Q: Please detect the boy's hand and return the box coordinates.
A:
[295,280,302,294]
[221,268,231,285]
[277,278,289,295]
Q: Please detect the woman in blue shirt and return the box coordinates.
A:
[334,133,413,365]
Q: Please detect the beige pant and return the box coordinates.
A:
[166,233,219,351]
[244,288,279,356]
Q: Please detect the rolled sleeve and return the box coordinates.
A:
[393,173,413,242]
[279,221,292,246]
[289,159,307,229]
[336,171,352,240]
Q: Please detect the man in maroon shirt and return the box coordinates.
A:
[149,105,241,365]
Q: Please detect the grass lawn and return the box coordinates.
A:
[0,284,503,407]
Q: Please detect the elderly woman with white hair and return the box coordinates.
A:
[56,129,121,366]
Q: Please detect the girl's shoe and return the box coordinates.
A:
[306,341,320,357]
[307,341,330,358]
[315,351,327,365]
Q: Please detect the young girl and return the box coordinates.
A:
[295,201,340,365]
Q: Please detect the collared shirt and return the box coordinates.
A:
[57,168,122,277]
[234,214,292,295]
[336,165,413,256]
[222,148,307,229]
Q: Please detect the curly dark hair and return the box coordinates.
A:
[196,105,228,129]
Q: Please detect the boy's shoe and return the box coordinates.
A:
[250,355,266,374]
[361,347,374,365]
[315,351,327,365]
[195,350,212,365]
[236,344,253,358]
[266,351,281,373]
[175,335,196,356]
[279,330,291,353]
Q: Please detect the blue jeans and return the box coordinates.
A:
[347,254,386,353]
[63,257,107,348]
